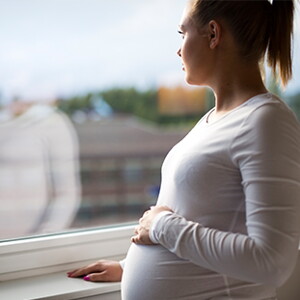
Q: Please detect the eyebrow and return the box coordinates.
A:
[178,25,185,33]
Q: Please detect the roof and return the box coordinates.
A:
[74,115,190,159]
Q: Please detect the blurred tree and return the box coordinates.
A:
[58,94,93,115]
[100,88,157,121]
[205,88,215,111]
[58,87,214,126]
[287,92,300,120]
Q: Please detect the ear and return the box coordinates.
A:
[208,20,221,49]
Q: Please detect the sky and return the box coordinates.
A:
[0,0,299,103]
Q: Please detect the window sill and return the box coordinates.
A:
[0,271,121,300]
[0,224,135,299]
[0,224,135,281]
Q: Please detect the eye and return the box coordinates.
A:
[178,30,185,39]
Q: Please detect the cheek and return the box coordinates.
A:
[181,45,194,69]
[181,40,192,60]
[181,38,202,66]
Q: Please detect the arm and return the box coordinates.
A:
[37,111,81,233]
[134,104,300,287]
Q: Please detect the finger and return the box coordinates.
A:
[131,235,137,243]
[67,268,85,277]
[134,226,138,234]
[68,265,97,278]
[132,233,149,245]
[67,270,76,276]
[67,267,82,275]
[68,268,87,278]
[83,272,107,282]
[143,210,150,216]
[131,235,142,244]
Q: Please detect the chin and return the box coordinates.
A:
[185,74,195,85]
[185,75,203,86]
[185,74,208,86]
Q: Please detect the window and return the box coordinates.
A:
[0,0,300,244]
[0,0,197,242]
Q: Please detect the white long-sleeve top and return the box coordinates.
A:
[122,93,300,300]
[0,105,81,239]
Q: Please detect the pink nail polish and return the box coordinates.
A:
[83,276,90,281]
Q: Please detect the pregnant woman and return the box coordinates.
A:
[68,0,300,299]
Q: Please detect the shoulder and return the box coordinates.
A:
[240,93,300,135]
[230,93,300,163]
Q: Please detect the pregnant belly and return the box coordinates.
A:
[121,244,226,300]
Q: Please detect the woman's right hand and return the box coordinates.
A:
[67,260,123,282]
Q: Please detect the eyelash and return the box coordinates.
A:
[178,31,184,39]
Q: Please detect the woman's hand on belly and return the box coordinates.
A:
[67,260,123,282]
[131,205,173,245]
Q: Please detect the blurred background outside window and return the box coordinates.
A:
[0,0,299,241]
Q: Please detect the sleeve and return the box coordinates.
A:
[149,211,174,244]
[37,112,81,233]
[150,104,300,287]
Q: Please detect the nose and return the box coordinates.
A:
[177,48,181,57]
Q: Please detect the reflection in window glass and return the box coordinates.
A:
[0,0,299,240]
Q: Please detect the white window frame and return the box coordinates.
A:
[0,223,135,282]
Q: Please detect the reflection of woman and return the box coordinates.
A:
[0,102,80,239]
[68,0,300,299]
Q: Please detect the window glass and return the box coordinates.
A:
[0,0,299,241]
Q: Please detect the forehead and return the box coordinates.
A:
[179,3,194,29]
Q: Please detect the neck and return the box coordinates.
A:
[209,61,268,114]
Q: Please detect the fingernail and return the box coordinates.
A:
[83,276,90,281]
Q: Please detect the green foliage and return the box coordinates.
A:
[204,88,215,111]
[287,92,300,120]
[266,74,300,119]
[57,93,94,115]
[100,88,158,121]
[58,87,206,126]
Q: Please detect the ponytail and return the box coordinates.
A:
[268,0,294,86]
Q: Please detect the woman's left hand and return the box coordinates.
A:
[131,205,173,245]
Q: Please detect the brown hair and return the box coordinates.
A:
[190,0,295,86]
